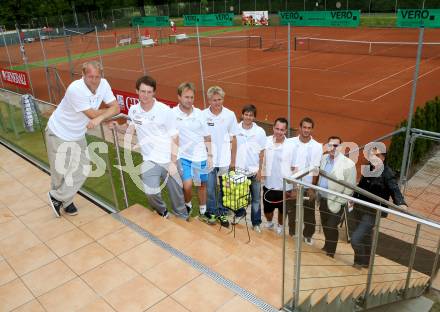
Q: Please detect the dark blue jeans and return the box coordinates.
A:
[350,213,375,266]
[249,175,262,226]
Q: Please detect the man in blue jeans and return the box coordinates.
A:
[235,104,266,232]
[201,86,239,227]
[351,148,407,269]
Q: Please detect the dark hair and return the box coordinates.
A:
[274,117,288,128]
[136,75,156,91]
[300,117,314,128]
[241,104,257,117]
[327,136,342,144]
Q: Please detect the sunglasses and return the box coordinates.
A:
[327,143,340,148]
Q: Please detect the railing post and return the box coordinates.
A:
[100,124,120,211]
[282,178,287,309]
[404,223,421,298]
[363,209,382,308]
[112,127,129,208]
[429,237,440,290]
[293,185,304,310]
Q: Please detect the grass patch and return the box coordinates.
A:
[361,16,397,27]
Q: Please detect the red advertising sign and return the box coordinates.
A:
[112,88,177,115]
[1,68,30,89]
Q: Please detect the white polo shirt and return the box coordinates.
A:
[172,105,209,162]
[236,121,266,175]
[47,78,116,141]
[290,136,322,185]
[202,106,239,168]
[264,136,295,191]
[128,100,178,164]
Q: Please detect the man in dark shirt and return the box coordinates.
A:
[351,148,407,268]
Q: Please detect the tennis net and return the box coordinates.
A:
[294,37,440,59]
[171,35,262,49]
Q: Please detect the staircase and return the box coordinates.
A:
[115,204,431,311]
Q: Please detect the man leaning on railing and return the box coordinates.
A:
[350,147,408,269]
[317,136,357,258]
[46,61,120,218]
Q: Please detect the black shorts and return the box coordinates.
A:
[263,186,284,214]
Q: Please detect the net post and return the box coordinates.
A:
[137,25,147,75]
[399,26,425,188]
[38,29,53,103]
[95,26,105,78]
[195,23,207,109]
[15,25,35,97]
[293,36,297,51]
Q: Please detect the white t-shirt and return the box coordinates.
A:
[236,122,266,175]
[172,105,209,162]
[202,106,239,167]
[128,100,178,164]
[290,136,322,185]
[47,78,116,141]
[264,136,295,191]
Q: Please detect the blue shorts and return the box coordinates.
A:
[179,158,208,184]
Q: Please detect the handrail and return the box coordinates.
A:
[411,128,440,138]
[284,177,440,229]
[290,166,437,226]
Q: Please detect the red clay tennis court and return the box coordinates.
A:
[3,26,440,147]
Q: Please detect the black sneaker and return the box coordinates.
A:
[64,203,78,216]
[48,192,62,218]
[159,210,169,219]
[217,215,230,228]
[185,204,193,216]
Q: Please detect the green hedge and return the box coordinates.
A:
[386,97,440,173]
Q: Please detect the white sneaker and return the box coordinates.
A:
[265,221,274,230]
[304,237,314,245]
[253,225,262,233]
[276,225,283,235]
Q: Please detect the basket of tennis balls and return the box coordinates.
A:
[221,171,252,211]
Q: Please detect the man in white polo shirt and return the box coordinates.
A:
[172,82,212,219]
[288,117,322,244]
[201,86,239,228]
[127,76,188,219]
[46,61,119,218]
[236,104,266,233]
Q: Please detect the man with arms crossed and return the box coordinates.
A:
[318,136,356,258]
[236,104,266,232]
[172,82,212,218]
[288,117,322,244]
[201,86,239,227]
[46,61,119,217]
[263,118,295,235]
[126,76,188,219]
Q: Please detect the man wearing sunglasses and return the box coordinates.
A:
[317,136,356,258]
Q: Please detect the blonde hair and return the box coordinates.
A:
[81,61,103,75]
[177,82,195,96]
[207,86,225,99]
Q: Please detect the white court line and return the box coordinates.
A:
[205,79,366,103]
[105,48,242,74]
[341,64,416,99]
[372,65,440,101]
[217,50,328,81]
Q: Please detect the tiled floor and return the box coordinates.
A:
[0,142,436,312]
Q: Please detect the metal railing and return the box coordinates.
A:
[282,167,440,311]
